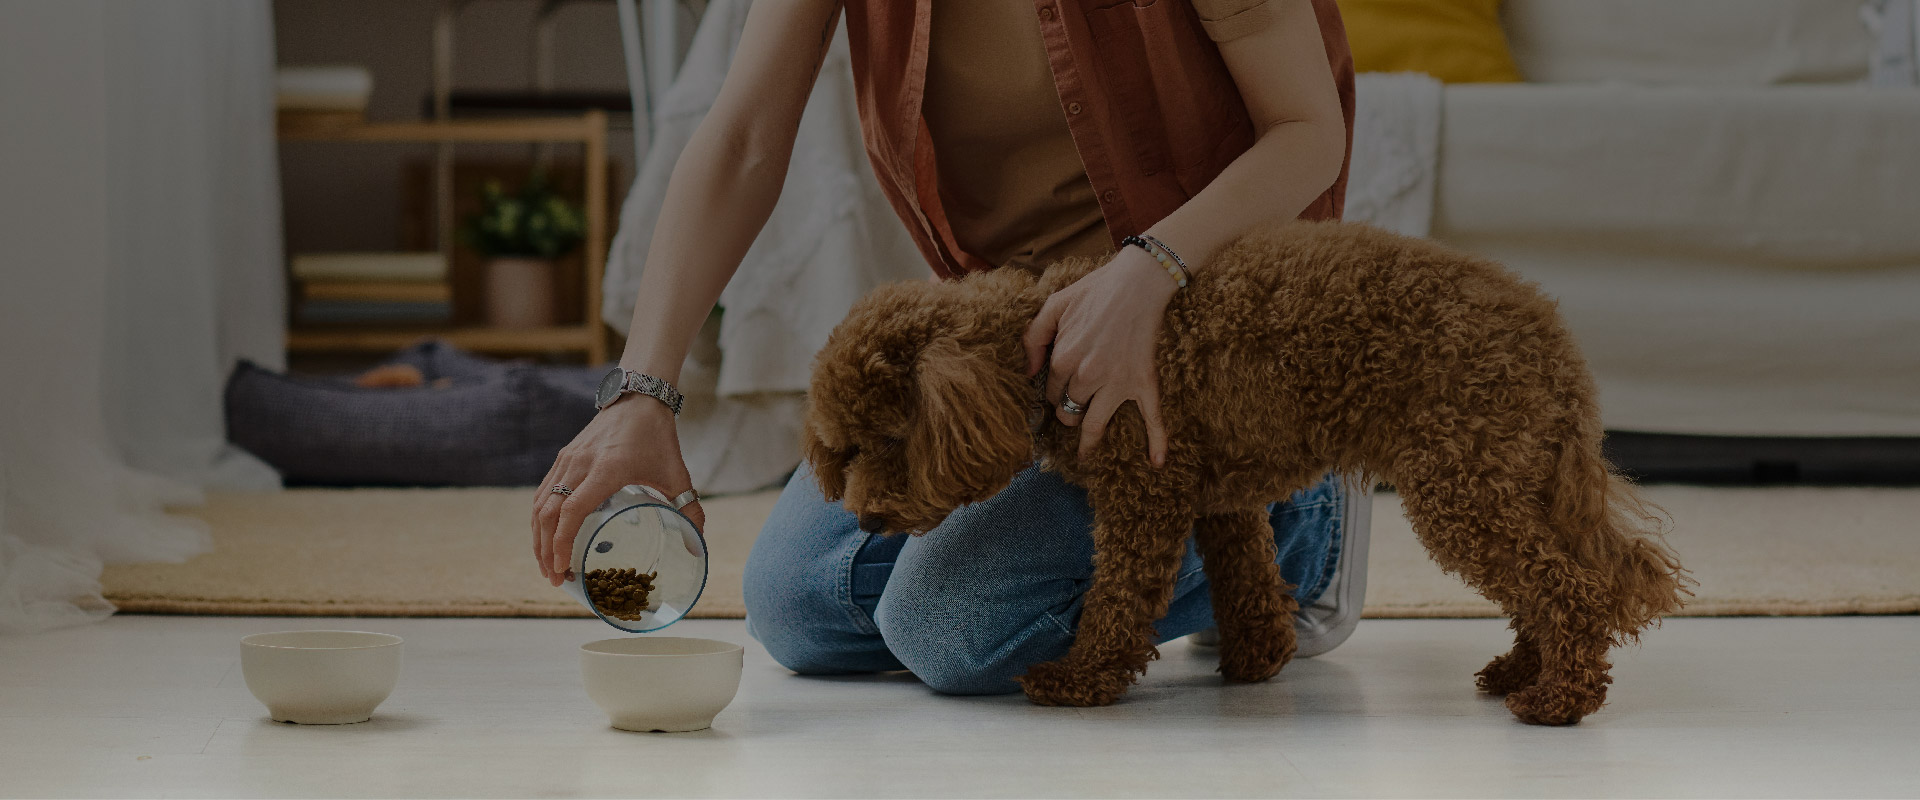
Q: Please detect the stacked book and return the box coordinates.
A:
[292,252,451,325]
[277,65,373,126]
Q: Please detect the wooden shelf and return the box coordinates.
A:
[278,115,601,143]
[287,325,596,355]
[300,280,452,304]
[277,110,611,362]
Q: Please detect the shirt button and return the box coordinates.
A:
[1067,101,1083,115]
[1101,189,1118,203]
[1039,6,1055,20]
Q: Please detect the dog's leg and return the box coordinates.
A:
[1502,615,1612,725]
[1017,495,1194,707]
[1474,627,1541,696]
[1397,470,1617,725]
[1194,507,1297,683]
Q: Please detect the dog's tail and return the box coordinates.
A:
[1549,413,1694,643]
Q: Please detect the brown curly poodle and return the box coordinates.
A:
[803,220,1691,725]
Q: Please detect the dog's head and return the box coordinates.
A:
[804,280,1035,535]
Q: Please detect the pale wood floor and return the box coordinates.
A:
[3,615,1917,798]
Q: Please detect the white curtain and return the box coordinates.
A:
[0,0,283,634]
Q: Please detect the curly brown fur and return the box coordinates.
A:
[805,220,1693,725]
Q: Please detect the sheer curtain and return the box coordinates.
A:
[0,0,283,634]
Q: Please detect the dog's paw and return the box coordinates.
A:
[1216,627,1294,683]
[1503,680,1607,726]
[1475,649,1541,697]
[1017,659,1132,707]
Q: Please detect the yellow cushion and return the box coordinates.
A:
[1335,0,1523,83]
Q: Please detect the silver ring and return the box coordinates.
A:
[1059,395,1087,416]
[549,484,574,496]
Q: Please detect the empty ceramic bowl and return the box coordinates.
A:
[580,637,743,732]
[240,630,403,724]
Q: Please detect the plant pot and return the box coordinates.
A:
[483,257,557,329]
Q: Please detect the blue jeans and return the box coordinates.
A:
[742,463,1346,695]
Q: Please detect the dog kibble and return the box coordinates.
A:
[585,568,659,621]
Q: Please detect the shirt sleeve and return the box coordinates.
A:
[1189,0,1274,42]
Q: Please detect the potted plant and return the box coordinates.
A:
[459,174,586,328]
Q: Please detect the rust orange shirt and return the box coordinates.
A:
[844,0,1356,279]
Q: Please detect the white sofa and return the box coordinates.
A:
[1439,0,1920,438]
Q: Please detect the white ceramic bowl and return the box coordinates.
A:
[240,631,403,725]
[580,637,743,732]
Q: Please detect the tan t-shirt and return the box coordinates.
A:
[922,0,1112,271]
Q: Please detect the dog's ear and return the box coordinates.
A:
[910,337,1031,498]
[802,415,850,502]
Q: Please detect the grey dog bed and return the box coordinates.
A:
[225,341,604,486]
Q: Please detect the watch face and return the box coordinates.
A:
[596,368,625,408]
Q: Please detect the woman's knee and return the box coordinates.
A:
[872,596,1025,695]
[741,470,901,675]
[745,555,903,674]
[867,470,1091,695]
[870,558,1075,696]
[741,560,832,674]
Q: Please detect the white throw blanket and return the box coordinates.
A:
[1864,0,1920,85]
[605,34,1447,492]
[1344,72,1444,237]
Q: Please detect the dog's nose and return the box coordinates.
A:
[858,514,887,534]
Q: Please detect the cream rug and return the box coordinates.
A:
[104,488,777,619]
[103,486,1920,618]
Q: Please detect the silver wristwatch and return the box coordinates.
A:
[594,367,684,415]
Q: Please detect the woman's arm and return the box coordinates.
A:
[533,0,844,584]
[622,0,847,383]
[1023,0,1345,465]
[1141,0,1347,268]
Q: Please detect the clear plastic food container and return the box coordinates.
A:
[560,485,708,633]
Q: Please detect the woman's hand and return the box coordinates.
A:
[1021,245,1177,466]
[531,396,705,587]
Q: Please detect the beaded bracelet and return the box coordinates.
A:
[1122,234,1191,289]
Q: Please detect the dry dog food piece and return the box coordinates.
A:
[585,568,659,621]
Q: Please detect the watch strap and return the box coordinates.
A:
[608,369,684,416]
